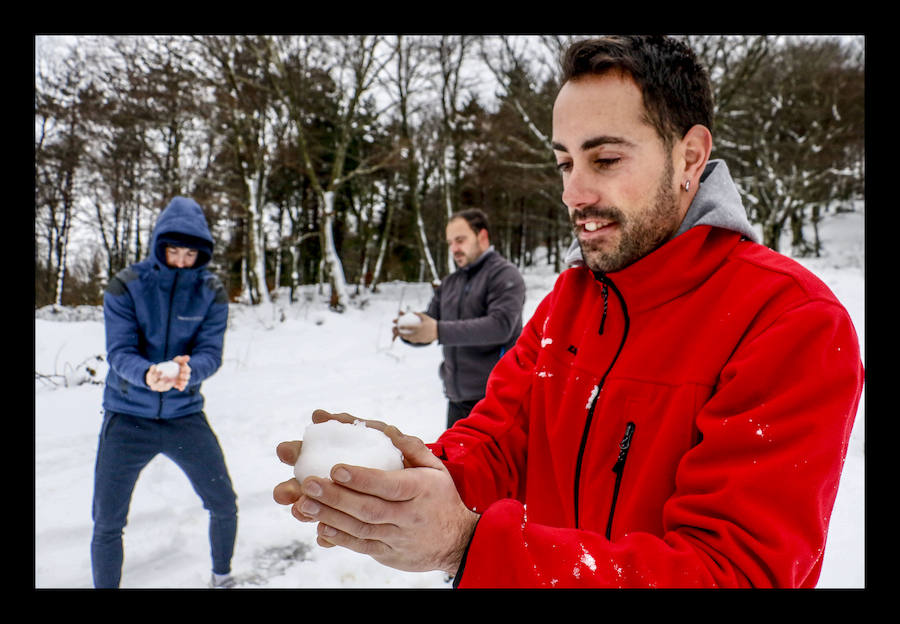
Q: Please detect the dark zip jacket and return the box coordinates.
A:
[423,248,526,402]
[102,197,228,420]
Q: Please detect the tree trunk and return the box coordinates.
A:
[811,204,822,257]
[274,203,285,295]
[53,235,68,307]
[321,190,349,311]
[240,255,250,303]
[415,209,439,284]
[762,221,783,253]
[790,207,807,256]
[290,242,301,303]
[245,170,271,305]
[369,185,395,293]
[53,170,75,307]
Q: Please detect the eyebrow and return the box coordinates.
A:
[551,135,634,153]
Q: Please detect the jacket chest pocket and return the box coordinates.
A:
[168,313,205,352]
[582,380,702,538]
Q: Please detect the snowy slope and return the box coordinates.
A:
[34,210,865,589]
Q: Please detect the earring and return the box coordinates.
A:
[683,180,691,192]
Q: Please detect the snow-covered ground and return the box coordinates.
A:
[34,210,865,589]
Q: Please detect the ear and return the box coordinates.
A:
[477,228,490,248]
[677,124,713,185]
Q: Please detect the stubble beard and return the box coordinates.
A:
[573,159,680,274]
[454,250,474,268]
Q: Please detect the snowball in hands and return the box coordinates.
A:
[293,420,404,482]
[156,360,180,380]
[396,312,422,335]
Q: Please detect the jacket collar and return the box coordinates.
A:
[458,246,496,275]
[583,225,744,313]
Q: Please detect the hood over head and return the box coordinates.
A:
[151,196,215,269]
[564,159,759,267]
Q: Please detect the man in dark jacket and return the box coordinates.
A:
[394,209,525,428]
[91,196,238,589]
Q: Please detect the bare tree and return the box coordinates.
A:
[194,35,282,305]
[383,34,440,284]
[35,48,91,306]
[475,35,567,269]
[432,35,480,274]
[263,35,397,311]
[708,35,864,253]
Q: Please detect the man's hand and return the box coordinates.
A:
[273,409,479,575]
[145,355,191,392]
[391,312,438,345]
[171,355,191,391]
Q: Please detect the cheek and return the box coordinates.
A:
[615,171,660,212]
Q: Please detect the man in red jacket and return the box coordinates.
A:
[273,36,863,588]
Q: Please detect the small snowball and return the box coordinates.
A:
[396,312,422,334]
[156,360,179,380]
[293,420,404,482]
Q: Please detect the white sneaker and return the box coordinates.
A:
[209,572,236,589]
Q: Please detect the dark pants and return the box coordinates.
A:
[90,411,238,588]
[447,399,481,429]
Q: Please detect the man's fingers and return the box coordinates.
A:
[314,521,392,559]
[312,409,392,434]
[311,409,358,425]
[276,440,302,466]
[326,463,442,505]
[306,410,441,470]
[301,476,401,539]
[273,477,303,505]
[379,429,444,470]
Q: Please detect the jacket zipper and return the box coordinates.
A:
[605,421,636,540]
[450,272,471,400]
[157,270,179,419]
[573,272,630,528]
[598,283,608,335]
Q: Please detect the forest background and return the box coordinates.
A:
[34,34,865,312]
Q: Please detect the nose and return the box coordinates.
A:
[561,166,600,211]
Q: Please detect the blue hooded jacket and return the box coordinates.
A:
[102,197,228,419]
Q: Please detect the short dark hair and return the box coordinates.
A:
[450,208,491,239]
[560,36,714,148]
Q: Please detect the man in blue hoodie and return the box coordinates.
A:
[91,197,238,589]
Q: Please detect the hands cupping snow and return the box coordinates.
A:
[273,409,478,574]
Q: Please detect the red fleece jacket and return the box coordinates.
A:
[429,226,863,588]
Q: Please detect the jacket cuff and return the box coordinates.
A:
[450,498,528,588]
[451,514,481,588]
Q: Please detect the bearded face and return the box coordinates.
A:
[570,155,680,273]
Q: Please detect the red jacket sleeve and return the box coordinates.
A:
[427,292,548,511]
